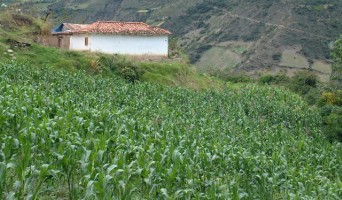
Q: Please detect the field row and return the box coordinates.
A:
[0,62,341,199]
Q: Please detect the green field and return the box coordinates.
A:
[0,62,341,199]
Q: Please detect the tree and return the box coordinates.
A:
[332,35,342,65]
[331,35,342,85]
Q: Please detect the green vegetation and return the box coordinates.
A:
[259,71,342,142]
[5,0,342,78]
[0,12,220,90]
[1,62,341,199]
[6,44,95,72]
[331,35,342,83]
[2,44,220,89]
[318,35,342,142]
[233,46,247,54]
[332,36,342,63]
[1,11,340,143]
[0,6,341,199]
[250,35,342,142]
[0,11,93,73]
[258,72,318,102]
[139,61,222,90]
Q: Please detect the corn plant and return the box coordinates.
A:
[0,62,341,199]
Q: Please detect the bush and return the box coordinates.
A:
[332,35,342,64]
[320,105,334,117]
[272,53,282,61]
[318,92,342,142]
[303,88,320,105]
[289,71,318,95]
[321,106,342,142]
[259,74,290,85]
[218,73,253,83]
[320,91,342,106]
[98,55,144,83]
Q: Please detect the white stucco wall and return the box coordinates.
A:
[88,34,169,56]
[70,34,90,51]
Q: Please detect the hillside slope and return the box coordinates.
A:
[165,0,341,81]
[1,62,341,199]
[16,0,342,80]
[0,12,221,91]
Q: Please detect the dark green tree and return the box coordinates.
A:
[332,35,342,66]
[331,35,342,86]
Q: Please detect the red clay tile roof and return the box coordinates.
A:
[54,21,172,36]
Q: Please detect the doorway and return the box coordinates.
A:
[58,37,62,48]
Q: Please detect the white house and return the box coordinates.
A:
[51,21,172,57]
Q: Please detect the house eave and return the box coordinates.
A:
[52,32,172,36]
[52,32,74,36]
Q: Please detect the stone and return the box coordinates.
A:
[7,49,13,53]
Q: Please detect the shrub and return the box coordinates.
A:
[35,20,53,35]
[259,74,289,85]
[272,53,282,61]
[303,88,320,105]
[289,71,318,95]
[320,105,334,117]
[115,61,143,83]
[218,73,253,83]
[98,55,144,83]
[320,90,342,106]
[321,106,342,142]
[332,35,342,64]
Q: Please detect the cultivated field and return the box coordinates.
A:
[196,47,241,72]
[0,63,341,199]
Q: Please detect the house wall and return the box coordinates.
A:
[59,35,71,49]
[38,35,70,49]
[89,34,169,56]
[70,34,89,51]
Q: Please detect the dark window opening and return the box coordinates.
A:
[85,37,89,46]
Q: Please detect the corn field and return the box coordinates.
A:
[0,62,341,199]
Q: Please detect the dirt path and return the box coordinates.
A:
[222,10,329,39]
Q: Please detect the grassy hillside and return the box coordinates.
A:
[0,9,341,199]
[0,11,340,142]
[11,0,342,80]
[0,11,221,90]
[0,42,221,90]
[0,62,341,199]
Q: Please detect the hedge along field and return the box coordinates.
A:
[0,62,341,199]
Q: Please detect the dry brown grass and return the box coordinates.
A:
[279,49,309,69]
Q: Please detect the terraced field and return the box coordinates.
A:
[0,62,341,199]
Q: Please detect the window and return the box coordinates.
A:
[85,37,89,46]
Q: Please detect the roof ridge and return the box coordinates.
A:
[93,21,147,24]
[54,21,172,35]
[63,22,90,25]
